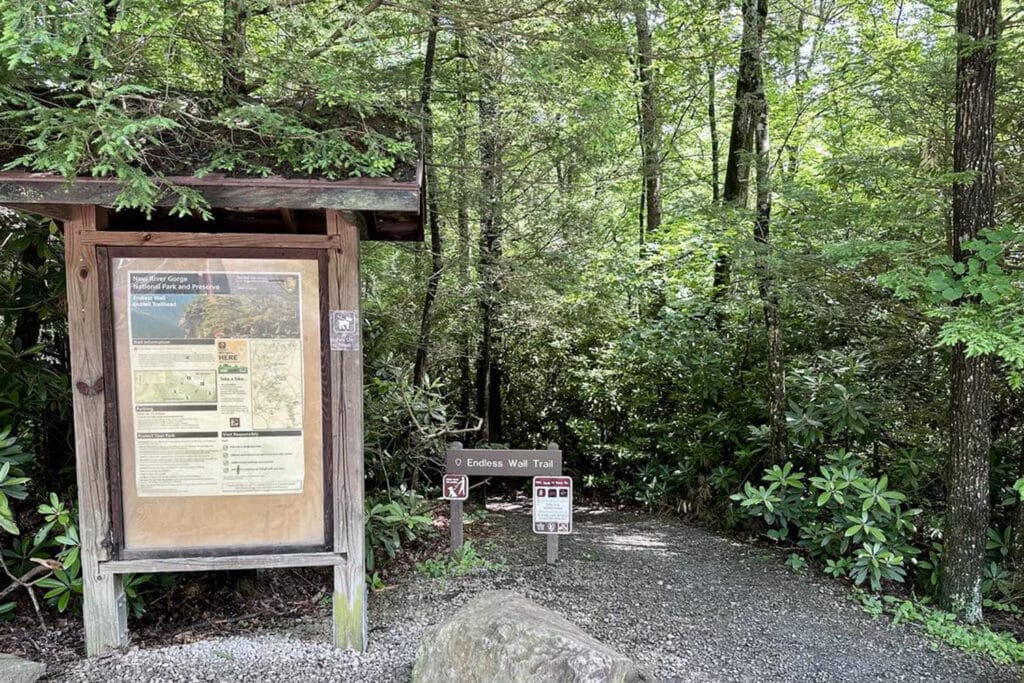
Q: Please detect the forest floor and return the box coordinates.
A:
[6,505,1021,682]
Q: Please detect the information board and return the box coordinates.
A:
[533,476,573,534]
[107,253,328,553]
[127,270,306,497]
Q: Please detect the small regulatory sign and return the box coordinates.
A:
[330,310,360,351]
[442,473,468,501]
[533,476,572,534]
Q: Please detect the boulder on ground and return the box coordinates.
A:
[0,653,45,683]
[412,590,639,683]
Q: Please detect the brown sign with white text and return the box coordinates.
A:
[445,449,562,477]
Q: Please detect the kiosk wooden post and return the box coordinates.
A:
[66,205,128,654]
[0,170,423,656]
[327,209,366,649]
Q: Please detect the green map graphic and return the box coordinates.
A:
[134,370,217,404]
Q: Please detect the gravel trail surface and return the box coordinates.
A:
[58,507,1020,682]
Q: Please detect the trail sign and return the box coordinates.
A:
[533,476,572,535]
[445,449,561,477]
[446,442,564,565]
[442,474,468,501]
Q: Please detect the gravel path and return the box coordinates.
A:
[57,506,1020,682]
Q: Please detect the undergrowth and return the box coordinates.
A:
[856,591,1024,665]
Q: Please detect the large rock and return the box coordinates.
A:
[412,590,639,683]
[0,653,45,683]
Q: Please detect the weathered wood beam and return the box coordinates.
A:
[65,205,128,656]
[2,202,74,221]
[0,172,420,213]
[99,552,346,575]
[80,231,342,249]
[281,208,299,233]
[327,209,366,651]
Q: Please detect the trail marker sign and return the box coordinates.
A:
[442,474,468,501]
[533,476,573,534]
[445,441,564,564]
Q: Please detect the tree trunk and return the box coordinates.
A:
[753,79,786,462]
[722,0,762,209]
[731,0,785,461]
[455,38,474,423]
[412,5,443,389]
[784,9,806,179]
[708,57,721,204]
[11,238,44,355]
[940,0,999,623]
[222,0,247,99]
[709,52,730,310]
[634,0,662,239]
[717,0,765,314]
[476,39,504,443]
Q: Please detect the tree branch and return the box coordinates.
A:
[306,0,385,61]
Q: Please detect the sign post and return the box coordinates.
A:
[442,473,469,551]
[445,441,566,564]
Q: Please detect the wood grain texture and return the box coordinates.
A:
[99,552,345,575]
[65,205,128,656]
[0,172,420,212]
[450,500,464,554]
[2,202,73,221]
[326,209,366,650]
[81,231,341,249]
[281,209,298,233]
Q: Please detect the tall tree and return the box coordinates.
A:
[940,0,1000,623]
[476,34,504,443]
[723,0,786,461]
[722,0,760,208]
[412,4,443,389]
[634,0,662,240]
[221,0,247,98]
[454,35,475,423]
[715,0,761,303]
[750,14,786,463]
[707,56,721,203]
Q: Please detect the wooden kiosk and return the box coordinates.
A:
[0,170,423,655]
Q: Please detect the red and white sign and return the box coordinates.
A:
[533,476,572,534]
[442,473,468,501]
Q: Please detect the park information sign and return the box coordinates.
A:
[127,270,305,497]
[108,254,328,553]
[533,476,572,534]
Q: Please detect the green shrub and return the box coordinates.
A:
[415,540,504,579]
[731,451,918,591]
[364,488,434,573]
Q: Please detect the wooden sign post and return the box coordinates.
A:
[445,442,564,564]
[0,170,424,656]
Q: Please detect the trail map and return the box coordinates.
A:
[124,265,308,497]
[250,340,303,430]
